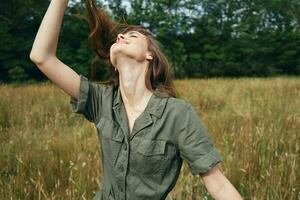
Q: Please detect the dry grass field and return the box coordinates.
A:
[0,77,299,200]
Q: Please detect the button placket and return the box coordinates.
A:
[119,165,124,172]
[117,141,129,175]
[119,185,124,192]
[114,112,128,200]
[121,142,128,198]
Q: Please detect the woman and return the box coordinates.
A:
[29,0,243,199]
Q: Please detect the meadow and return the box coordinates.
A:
[0,77,299,200]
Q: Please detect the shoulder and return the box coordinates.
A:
[90,81,114,94]
[165,97,193,115]
[92,81,113,89]
[80,75,114,94]
[167,97,192,108]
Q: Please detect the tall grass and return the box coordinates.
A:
[0,77,299,199]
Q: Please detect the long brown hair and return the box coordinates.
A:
[84,0,178,98]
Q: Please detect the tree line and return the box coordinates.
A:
[1,0,299,83]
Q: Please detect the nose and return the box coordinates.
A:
[117,33,125,42]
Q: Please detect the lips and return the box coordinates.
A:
[117,39,129,44]
[111,40,129,49]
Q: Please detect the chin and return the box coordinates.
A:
[110,56,117,66]
[110,47,118,66]
[110,50,127,66]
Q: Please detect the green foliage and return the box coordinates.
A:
[0,0,299,83]
[8,66,29,83]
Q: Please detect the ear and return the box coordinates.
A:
[146,53,153,60]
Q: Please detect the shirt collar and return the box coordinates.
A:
[112,86,168,119]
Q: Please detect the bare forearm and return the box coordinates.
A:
[30,0,68,63]
[201,166,243,200]
[205,175,242,199]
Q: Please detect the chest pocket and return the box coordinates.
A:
[133,139,177,177]
[137,140,166,156]
[97,117,125,166]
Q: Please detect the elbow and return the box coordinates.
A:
[30,52,44,64]
[29,51,36,61]
[29,51,52,65]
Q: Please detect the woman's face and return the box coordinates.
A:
[110,30,152,66]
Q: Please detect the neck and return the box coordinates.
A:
[117,58,153,113]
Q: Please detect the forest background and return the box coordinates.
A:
[1,0,300,83]
[0,0,299,199]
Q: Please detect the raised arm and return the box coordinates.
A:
[29,0,80,100]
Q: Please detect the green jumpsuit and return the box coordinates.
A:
[69,75,223,200]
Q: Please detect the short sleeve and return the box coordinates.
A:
[177,103,223,175]
[69,74,103,124]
